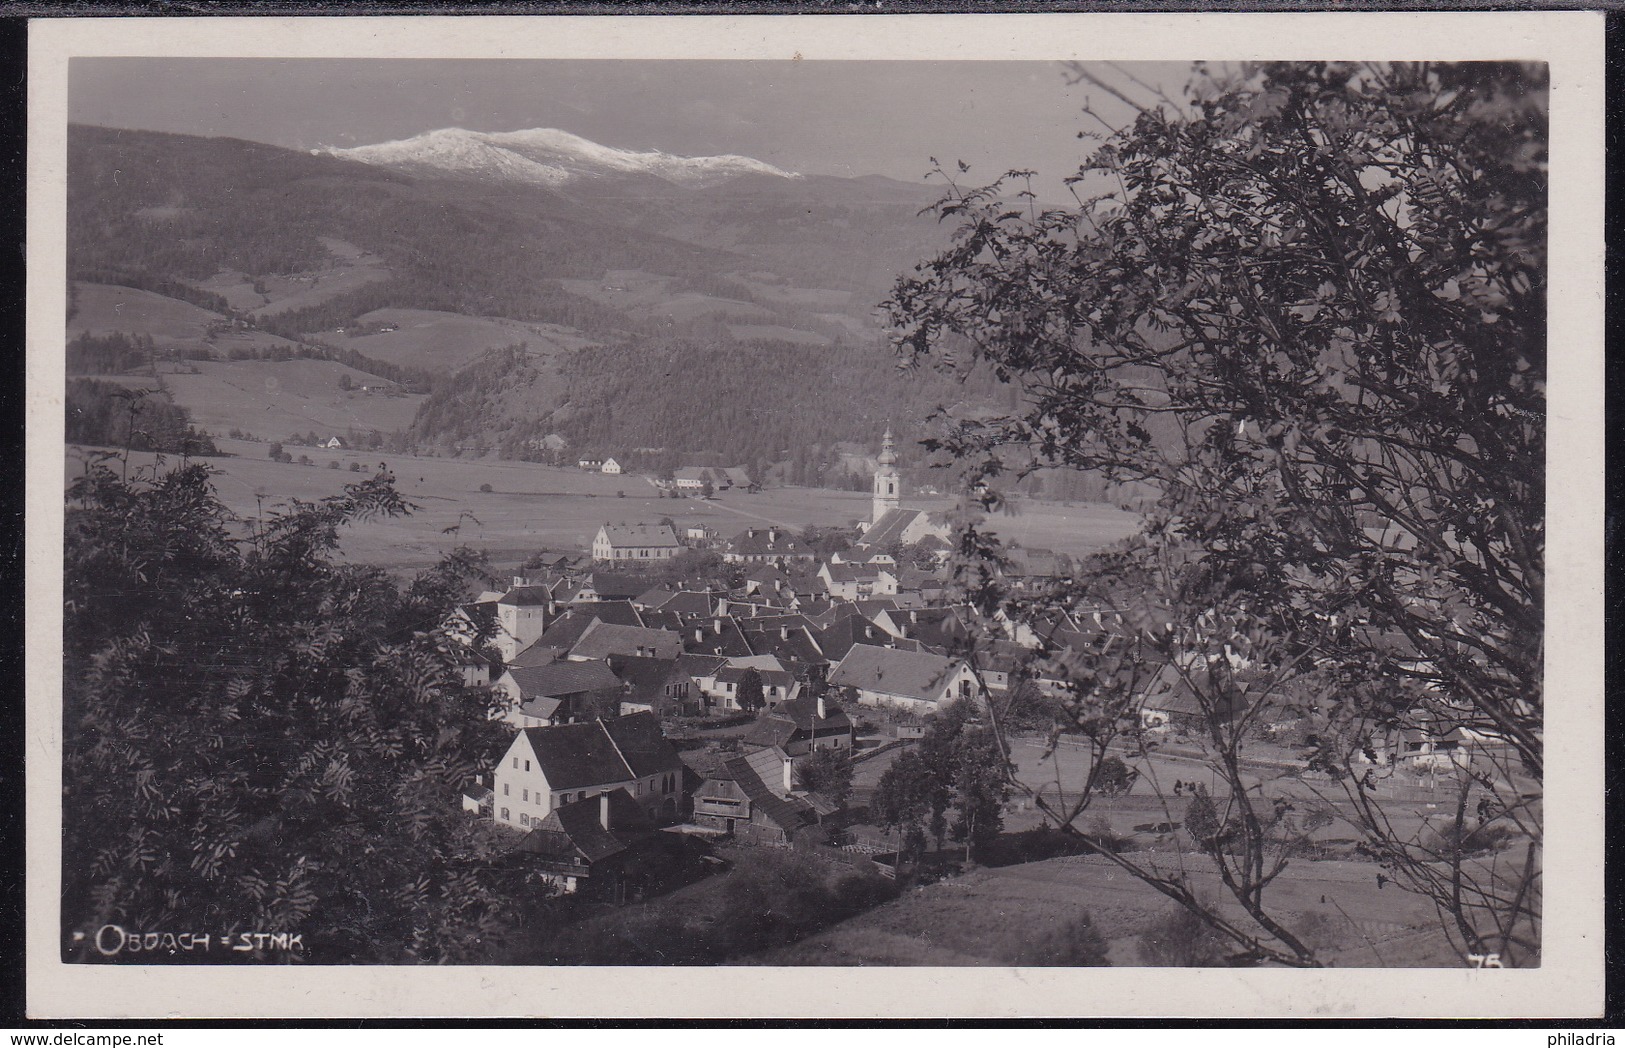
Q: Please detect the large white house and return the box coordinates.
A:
[491,712,684,830]
[827,644,979,713]
[592,522,681,563]
[600,458,623,475]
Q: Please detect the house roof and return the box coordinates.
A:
[740,625,826,667]
[716,665,796,690]
[600,710,685,778]
[570,620,684,662]
[709,750,815,836]
[519,712,681,790]
[654,590,717,616]
[858,508,924,549]
[497,585,555,607]
[513,788,654,865]
[607,654,687,704]
[534,601,646,652]
[586,572,653,600]
[597,523,681,549]
[679,616,754,658]
[505,659,622,700]
[728,527,813,558]
[828,645,966,702]
[747,696,852,748]
[677,653,730,679]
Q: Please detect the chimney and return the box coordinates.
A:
[910,610,919,623]
[694,627,704,643]
[817,693,827,720]
[780,625,790,641]
[714,617,724,632]
[599,791,612,831]
[783,754,795,794]
[768,527,778,545]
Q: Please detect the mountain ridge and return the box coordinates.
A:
[320,126,801,188]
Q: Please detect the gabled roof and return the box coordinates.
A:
[813,614,893,662]
[654,590,718,616]
[586,572,653,600]
[514,788,655,865]
[828,645,966,702]
[716,665,796,690]
[607,654,688,704]
[497,585,555,607]
[638,609,685,632]
[755,695,851,736]
[600,710,685,778]
[519,712,681,789]
[677,653,730,679]
[596,523,681,549]
[728,527,813,558]
[707,750,816,836]
[858,508,924,549]
[533,601,646,655]
[740,625,826,667]
[679,616,754,658]
[570,620,683,662]
[505,659,622,700]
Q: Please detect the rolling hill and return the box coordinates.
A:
[65,123,980,460]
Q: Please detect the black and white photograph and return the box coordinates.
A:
[25,12,1605,1020]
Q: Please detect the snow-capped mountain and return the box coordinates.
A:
[320,127,800,188]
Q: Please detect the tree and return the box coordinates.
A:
[268,442,284,461]
[62,460,528,963]
[735,668,766,713]
[886,62,1545,967]
[795,747,854,809]
[1093,756,1137,797]
[871,751,936,865]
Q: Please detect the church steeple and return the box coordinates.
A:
[873,424,901,524]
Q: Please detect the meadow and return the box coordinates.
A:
[67,439,1144,575]
[320,308,596,374]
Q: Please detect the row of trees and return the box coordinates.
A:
[887,61,1547,966]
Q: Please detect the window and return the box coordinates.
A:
[520,813,530,827]
[503,783,510,796]
[500,807,510,821]
[637,782,643,795]
[511,758,518,769]
[522,788,529,801]
[524,760,531,772]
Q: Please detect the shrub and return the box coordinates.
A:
[479,483,493,493]
[1004,911,1111,966]
[1137,905,1229,967]
[349,461,363,472]
[328,460,340,470]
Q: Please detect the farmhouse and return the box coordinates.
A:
[691,746,820,844]
[745,693,853,756]
[818,562,899,601]
[495,659,624,728]
[592,522,681,563]
[511,788,664,899]
[491,712,684,831]
[600,458,623,475]
[578,458,603,471]
[608,653,700,717]
[723,526,815,565]
[568,619,684,662]
[828,644,978,713]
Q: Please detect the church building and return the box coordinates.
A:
[856,426,949,550]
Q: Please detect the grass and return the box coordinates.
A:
[760,850,1459,967]
[321,308,594,373]
[67,440,1145,575]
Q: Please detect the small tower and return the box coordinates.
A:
[872,424,901,525]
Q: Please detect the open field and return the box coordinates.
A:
[85,359,424,443]
[320,308,595,373]
[69,282,304,362]
[760,851,1458,967]
[66,440,1143,574]
[244,237,392,317]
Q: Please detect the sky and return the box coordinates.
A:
[69,58,1192,199]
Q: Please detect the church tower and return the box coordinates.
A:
[872,424,901,525]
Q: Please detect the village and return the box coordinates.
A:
[435,426,1501,948]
